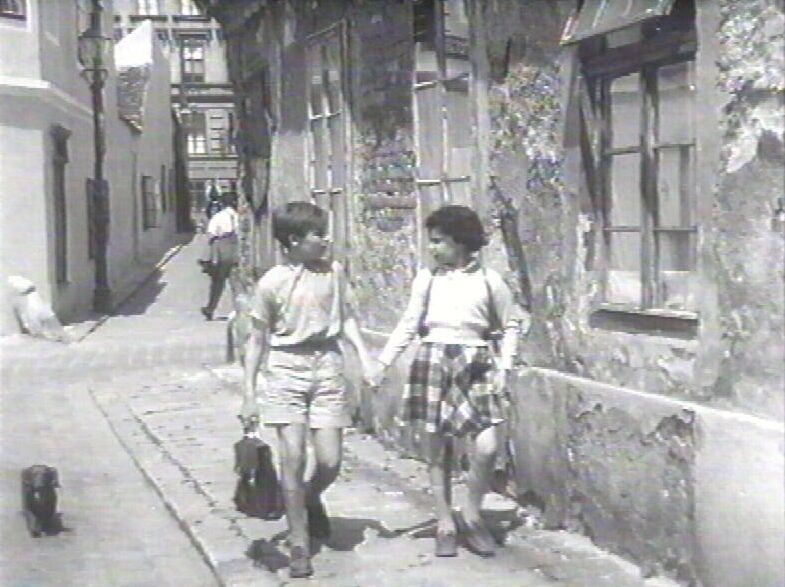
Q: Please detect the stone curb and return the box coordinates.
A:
[89,383,280,587]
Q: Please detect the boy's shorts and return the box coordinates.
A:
[261,339,351,429]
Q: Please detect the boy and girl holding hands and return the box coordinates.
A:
[241,201,527,578]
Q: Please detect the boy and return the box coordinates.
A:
[369,205,527,558]
[241,201,374,578]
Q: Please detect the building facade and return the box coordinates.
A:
[0,0,183,333]
[113,0,239,219]
[201,2,784,586]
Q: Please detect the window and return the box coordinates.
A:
[136,0,159,16]
[51,126,70,284]
[141,175,159,229]
[577,0,697,312]
[227,111,236,154]
[183,111,207,155]
[189,179,206,210]
[182,38,206,83]
[180,0,201,16]
[160,164,168,212]
[0,0,25,19]
[306,25,348,256]
[413,0,472,216]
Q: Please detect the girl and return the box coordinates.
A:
[370,205,525,557]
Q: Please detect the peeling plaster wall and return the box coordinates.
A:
[475,1,784,584]
[706,0,785,419]
[479,0,784,418]
[347,0,419,333]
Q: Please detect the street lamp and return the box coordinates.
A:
[78,0,113,313]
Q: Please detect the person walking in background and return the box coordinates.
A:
[201,193,239,321]
[241,201,375,578]
[204,179,224,221]
[369,205,526,558]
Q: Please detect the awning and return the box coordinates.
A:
[561,0,677,44]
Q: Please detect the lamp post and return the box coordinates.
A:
[78,0,113,313]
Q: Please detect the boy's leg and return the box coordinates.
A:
[307,427,343,501]
[426,432,455,534]
[305,427,342,539]
[275,423,309,550]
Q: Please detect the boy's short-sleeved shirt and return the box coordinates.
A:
[250,261,356,347]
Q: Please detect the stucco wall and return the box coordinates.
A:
[348,1,419,332]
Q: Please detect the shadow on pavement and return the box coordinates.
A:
[246,516,407,573]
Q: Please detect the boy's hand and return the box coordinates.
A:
[494,368,511,394]
[240,393,260,425]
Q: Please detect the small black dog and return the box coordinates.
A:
[21,465,60,537]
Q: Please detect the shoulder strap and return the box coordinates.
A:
[327,261,343,338]
[483,268,502,333]
[417,271,434,338]
[281,265,305,319]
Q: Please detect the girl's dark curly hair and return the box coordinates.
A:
[425,205,488,252]
[272,201,328,248]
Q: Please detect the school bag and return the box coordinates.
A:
[233,421,284,520]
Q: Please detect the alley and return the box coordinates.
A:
[1,239,673,587]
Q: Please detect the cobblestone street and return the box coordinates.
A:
[1,240,677,587]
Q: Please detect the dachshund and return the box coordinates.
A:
[21,465,61,537]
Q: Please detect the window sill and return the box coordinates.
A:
[590,303,698,339]
[173,15,209,23]
[130,14,167,22]
[0,13,26,20]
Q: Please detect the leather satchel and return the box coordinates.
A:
[212,233,239,266]
[233,434,284,520]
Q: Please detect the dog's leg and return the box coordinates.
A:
[24,508,42,537]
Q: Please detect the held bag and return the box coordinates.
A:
[212,233,240,266]
[233,434,284,520]
[210,210,240,267]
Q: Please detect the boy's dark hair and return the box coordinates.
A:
[425,205,488,252]
[272,201,328,248]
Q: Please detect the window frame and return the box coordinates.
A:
[181,36,206,84]
[412,0,472,255]
[0,0,26,20]
[580,10,699,315]
[305,22,350,261]
[179,0,201,16]
[141,175,159,230]
[136,0,159,16]
[184,110,208,155]
[51,126,71,285]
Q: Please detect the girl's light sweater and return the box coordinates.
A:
[377,262,528,370]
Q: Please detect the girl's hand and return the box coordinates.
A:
[365,360,387,390]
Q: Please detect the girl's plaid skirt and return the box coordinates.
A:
[402,342,508,437]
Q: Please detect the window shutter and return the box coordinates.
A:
[561,0,677,45]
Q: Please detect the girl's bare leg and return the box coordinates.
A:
[427,433,455,534]
[463,426,498,525]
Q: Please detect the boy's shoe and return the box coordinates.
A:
[200,307,213,321]
[459,516,496,557]
[289,545,313,578]
[307,499,331,539]
[435,530,458,557]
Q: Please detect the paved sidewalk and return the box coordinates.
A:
[91,362,678,587]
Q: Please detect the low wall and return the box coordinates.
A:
[352,334,785,587]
